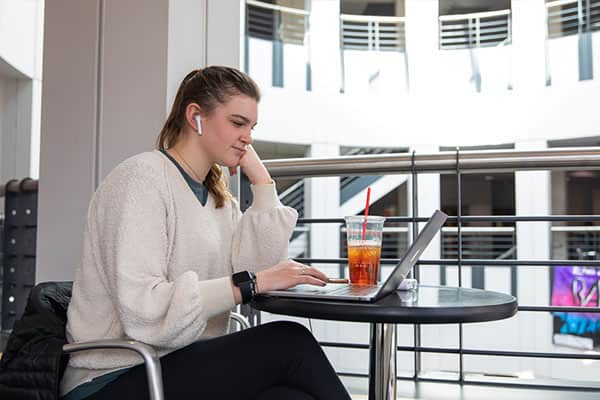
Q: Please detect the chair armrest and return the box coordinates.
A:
[62,339,164,400]
[230,311,251,330]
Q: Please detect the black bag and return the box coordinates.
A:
[0,282,72,400]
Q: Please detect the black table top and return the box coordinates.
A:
[251,285,518,324]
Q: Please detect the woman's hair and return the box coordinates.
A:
[156,66,261,208]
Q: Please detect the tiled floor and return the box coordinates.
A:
[342,376,600,400]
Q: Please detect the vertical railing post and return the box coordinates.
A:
[410,151,421,380]
[272,10,284,88]
[467,17,473,48]
[476,16,481,47]
[305,5,312,91]
[244,3,250,74]
[456,148,465,384]
[339,16,346,93]
[438,18,443,49]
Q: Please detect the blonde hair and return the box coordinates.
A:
[156,66,261,208]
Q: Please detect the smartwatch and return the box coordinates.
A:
[232,271,256,304]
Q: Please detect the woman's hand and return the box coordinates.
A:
[255,260,328,293]
[228,145,272,185]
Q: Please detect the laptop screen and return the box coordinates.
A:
[375,210,448,297]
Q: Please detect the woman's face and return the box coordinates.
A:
[200,94,257,167]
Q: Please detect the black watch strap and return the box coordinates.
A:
[238,280,253,304]
[232,271,256,304]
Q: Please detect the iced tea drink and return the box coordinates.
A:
[344,215,385,286]
[347,243,382,285]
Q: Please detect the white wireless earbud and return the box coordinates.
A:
[194,114,202,136]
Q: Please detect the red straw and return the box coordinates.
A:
[362,187,372,240]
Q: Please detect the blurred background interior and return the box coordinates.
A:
[1,0,600,398]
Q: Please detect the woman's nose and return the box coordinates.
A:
[241,134,253,145]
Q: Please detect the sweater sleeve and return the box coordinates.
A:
[231,182,298,273]
[90,162,235,349]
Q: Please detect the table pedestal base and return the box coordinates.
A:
[368,323,397,400]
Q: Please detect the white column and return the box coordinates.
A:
[206,0,244,68]
[310,0,341,93]
[0,78,33,183]
[167,0,209,108]
[29,0,44,180]
[511,0,547,90]
[404,0,439,93]
[515,139,551,376]
[37,0,244,281]
[306,142,340,270]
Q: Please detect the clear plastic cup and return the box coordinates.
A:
[344,216,385,285]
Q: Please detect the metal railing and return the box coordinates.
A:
[254,147,600,392]
[280,180,305,219]
[439,9,512,49]
[546,0,600,39]
[246,0,309,45]
[339,148,401,204]
[551,225,600,260]
[244,0,311,89]
[442,226,516,259]
[340,14,406,52]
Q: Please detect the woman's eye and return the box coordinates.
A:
[232,121,244,127]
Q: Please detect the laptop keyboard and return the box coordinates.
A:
[334,285,379,296]
[277,283,380,297]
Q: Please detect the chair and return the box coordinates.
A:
[0,282,251,400]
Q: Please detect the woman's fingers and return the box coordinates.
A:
[228,166,237,176]
[293,263,328,285]
[298,266,328,283]
[297,275,327,286]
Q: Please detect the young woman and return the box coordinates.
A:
[60,66,351,400]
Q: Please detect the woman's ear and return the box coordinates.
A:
[185,103,203,135]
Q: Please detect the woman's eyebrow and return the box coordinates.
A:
[231,114,258,127]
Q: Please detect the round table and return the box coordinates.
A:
[252,285,517,400]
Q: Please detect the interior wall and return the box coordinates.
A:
[37,0,169,282]
[37,0,241,282]
[0,77,32,185]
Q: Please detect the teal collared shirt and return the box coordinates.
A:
[61,368,131,400]
[160,148,209,206]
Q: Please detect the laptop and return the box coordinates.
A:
[264,210,448,302]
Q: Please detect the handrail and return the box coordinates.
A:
[442,226,515,233]
[263,148,600,178]
[439,9,511,22]
[339,226,516,233]
[246,0,309,16]
[551,226,600,232]
[340,14,405,24]
[279,179,304,199]
[546,0,578,8]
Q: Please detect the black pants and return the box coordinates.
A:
[87,321,351,400]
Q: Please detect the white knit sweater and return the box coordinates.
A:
[60,150,297,395]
